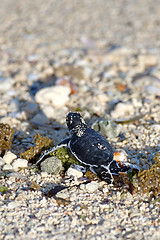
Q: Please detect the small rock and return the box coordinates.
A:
[9,98,19,112]
[7,172,25,179]
[31,113,49,125]
[24,102,39,115]
[92,120,121,138]
[8,201,18,209]
[41,105,55,119]
[3,151,17,164]
[40,156,63,175]
[0,78,14,91]
[8,111,23,119]
[66,164,83,179]
[27,54,39,63]
[56,188,69,199]
[3,164,13,171]
[27,73,39,82]
[83,67,92,78]
[111,102,134,118]
[79,184,86,191]
[12,158,28,171]
[145,85,160,95]
[149,124,160,132]
[96,93,109,104]
[138,55,157,67]
[14,73,27,82]
[35,85,71,108]
[41,172,48,178]
[85,181,99,193]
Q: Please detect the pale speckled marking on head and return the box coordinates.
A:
[70,124,86,137]
[77,128,85,137]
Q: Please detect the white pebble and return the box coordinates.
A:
[35,85,71,108]
[85,181,99,193]
[66,166,83,179]
[8,201,18,209]
[41,105,55,119]
[12,158,28,171]
[41,172,48,178]
[80,184,86,191]
[27,73,39,82]
[149,124,160,132]
[0,78,14,91]
[111,102,134,118]
[145,85,160,95]
[56,189,69,199]
[138,55,157,67]
[3,164,13,171]
[0,157,5,166]
[3,151,17,164]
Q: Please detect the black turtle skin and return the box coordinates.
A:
[37,112,126,184]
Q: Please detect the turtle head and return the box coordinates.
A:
[66,112,87,136]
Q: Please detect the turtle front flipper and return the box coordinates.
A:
[91,160,125,184]
[36,138,71,165]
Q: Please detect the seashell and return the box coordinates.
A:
[113,149,140,170]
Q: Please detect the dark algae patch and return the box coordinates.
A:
[20,134,53,162]
[0,123,14,156]
[52,147,80,170]
[135,152,160,196]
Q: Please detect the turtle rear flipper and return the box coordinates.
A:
[91,165,113,184]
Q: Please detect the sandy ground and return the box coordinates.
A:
[0,1,160,239]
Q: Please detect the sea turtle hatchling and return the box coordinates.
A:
[36,112,135,184]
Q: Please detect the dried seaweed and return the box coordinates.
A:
[0,123,14,156]
[114,112,148,124]
[134,152,160,196]
[20,134,53,162]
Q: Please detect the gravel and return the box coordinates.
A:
[0,0,160,239]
